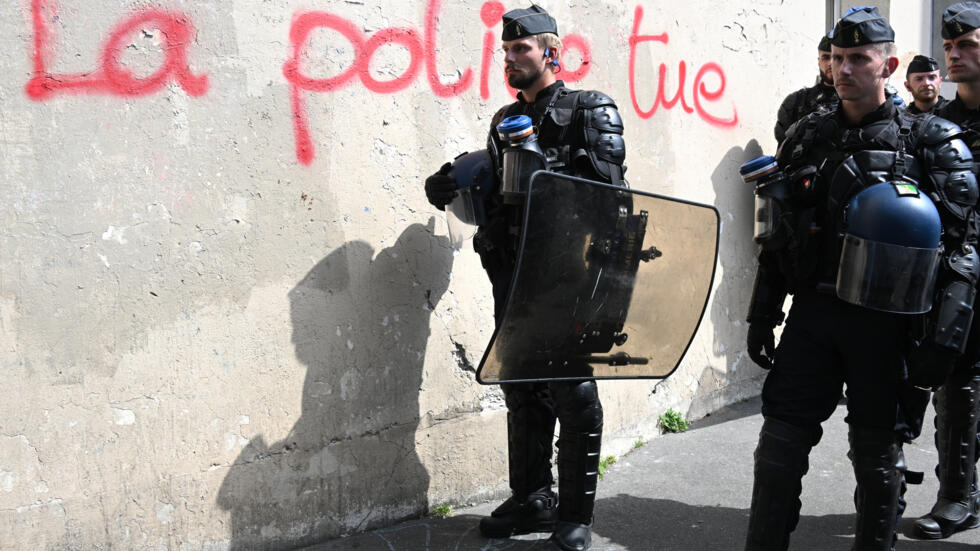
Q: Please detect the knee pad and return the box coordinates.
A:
[848,426,901,483]
[550,380,603,432]
[755,417,822,475]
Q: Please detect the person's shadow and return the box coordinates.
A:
[696,141,767,411]
[216,219,454,550]
[595,494,980,551]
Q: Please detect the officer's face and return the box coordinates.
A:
[944,29,980,83]
[502,36,549,90]
[818,51,833,84]
[904,70,942,102]
[832,44,894,102]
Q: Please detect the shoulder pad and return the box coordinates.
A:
[781,87,808,104]
[575,90,617,109]
[917,115,965,146]
[784,107,834,143]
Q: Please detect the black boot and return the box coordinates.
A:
[912,373,980,539]
[745,418,822,551]
[547,381,603,551]
[479,384,558,538]
[479,486,559,537]
[848,426,903,551]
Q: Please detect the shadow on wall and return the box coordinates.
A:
[216,220,454,550]
[688,142,765,411]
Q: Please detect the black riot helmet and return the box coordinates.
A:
[445,149,495,249]
[836,182,943,314]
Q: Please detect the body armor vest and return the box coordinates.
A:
[781,108,922,291]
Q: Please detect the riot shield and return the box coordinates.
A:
[476,171,719,383]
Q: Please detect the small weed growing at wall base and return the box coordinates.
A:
[659,408,689,433]
[430,504,452,518]
[598,456,617,479]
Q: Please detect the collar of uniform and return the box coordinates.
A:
[910,95,949,115]
[517,80,566,105]
[813,75,835,90]
[949,94,980,118]
[837,98,894,128]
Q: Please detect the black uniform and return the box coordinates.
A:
[474,79,626,540]
[745,99,978,551]
[912,93,980,538]
[908,95,950,116]
[773,78,838,146]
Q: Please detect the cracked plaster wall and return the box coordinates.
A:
[0,0,929,549]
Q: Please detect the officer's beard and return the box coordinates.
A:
[820,69,834,86]
[508,65,546,90]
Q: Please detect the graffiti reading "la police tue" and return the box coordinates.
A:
[26,0,738,166]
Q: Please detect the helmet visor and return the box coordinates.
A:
[754,195,775,242]
[446,188,481,250]
[836,234,941,314]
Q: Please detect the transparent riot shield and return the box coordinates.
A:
[476,171,719,383]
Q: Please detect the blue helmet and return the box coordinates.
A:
[844,181,941,248]
[836,182,943,313]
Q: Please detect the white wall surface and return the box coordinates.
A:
[0,1,832,548]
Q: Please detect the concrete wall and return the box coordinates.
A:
[0,0,870,549]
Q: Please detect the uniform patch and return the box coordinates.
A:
[893,182,920,197]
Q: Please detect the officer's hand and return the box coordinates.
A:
[906,342,958,388]
[424,162,456,210]
[747,323,777,369]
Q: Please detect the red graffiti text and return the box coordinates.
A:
[283,0,592,165]
[26,0,208,101]
[628,5,737,128]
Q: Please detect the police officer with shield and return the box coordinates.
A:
[424,5,626,550]
[774,31,839,146]
[744,7,979,550]
[910,2,980,540]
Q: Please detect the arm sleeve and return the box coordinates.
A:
[747,250,788,325]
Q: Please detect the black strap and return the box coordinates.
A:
[536,86,568,129]
[892,113,914,179]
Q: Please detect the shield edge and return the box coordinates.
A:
[475,170,721,384]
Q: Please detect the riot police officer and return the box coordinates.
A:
[911,2,980,540]
[424,5,626,551]
[774,31,839,146]
[744,7,978,550]
[904,55,948,115]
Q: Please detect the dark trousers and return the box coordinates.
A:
[747,291,918,551]
[761,292,910,430]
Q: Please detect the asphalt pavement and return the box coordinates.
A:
[301,396,980,551]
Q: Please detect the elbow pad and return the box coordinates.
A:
[931,280,976,353]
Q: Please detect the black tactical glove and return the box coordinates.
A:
[747,323,777,369]
[906,341,958,389]
[424,162,456,210]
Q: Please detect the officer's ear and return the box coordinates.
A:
[904,80,913,93]
[883,56,899,78]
